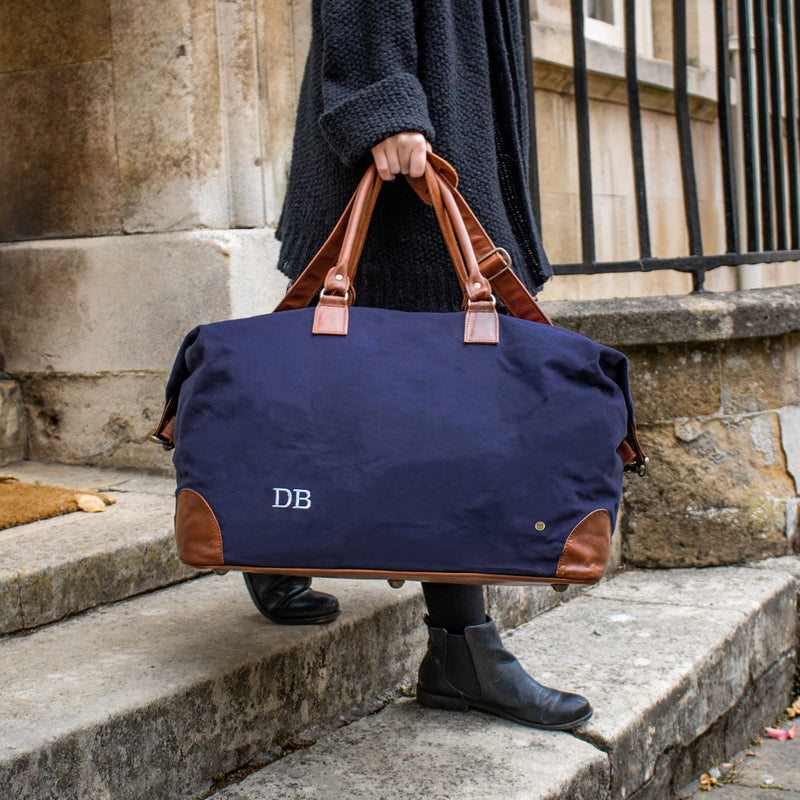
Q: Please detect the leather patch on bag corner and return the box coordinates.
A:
[555,509,612,582]
[175,488,225,567]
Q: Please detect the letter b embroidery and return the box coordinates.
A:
[293,489,311,509]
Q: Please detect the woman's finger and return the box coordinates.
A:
[371,145,394,181]
[407,137,428,178]
[384,145,402,178]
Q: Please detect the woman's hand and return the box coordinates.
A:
[371,132,431,181]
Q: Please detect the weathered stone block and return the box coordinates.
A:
[0,577,428,800]
[0,569,23,635]
[217,0,266,227]
[788,333,800,405]
[0,0,111,71]
[544,287,800,349]
[0,230,284,375]
[0,62,121,240]
[720,337,793,414]
[623,416,795,567]
[626,342,720,422]
[6,493,196,632]
[20,371,172,472]
[1,229,285,469]
[109,0,228,231]
[657,654,796,800]
[0,379,25,465]
[256,0,305,224]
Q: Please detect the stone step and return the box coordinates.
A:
[210,561,800,800]
[0,461,196,634]
[0,557,588,800]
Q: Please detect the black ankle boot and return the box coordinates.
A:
[243,573,340,624]
[417,617,592,730]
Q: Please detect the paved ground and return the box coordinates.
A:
[679,713,800,798]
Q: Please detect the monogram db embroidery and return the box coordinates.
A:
[272,488,312,509]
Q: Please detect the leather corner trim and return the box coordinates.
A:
[175,488,225,567]
[555,509,612,583]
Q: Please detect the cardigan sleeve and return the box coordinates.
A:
[318,0,435,165]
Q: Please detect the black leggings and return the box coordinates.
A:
[421,582,485,634]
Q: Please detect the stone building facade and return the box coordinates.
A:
[0,0,799,489]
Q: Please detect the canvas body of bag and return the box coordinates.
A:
[153,154,647,587]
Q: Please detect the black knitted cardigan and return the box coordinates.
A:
[276,0,552,313]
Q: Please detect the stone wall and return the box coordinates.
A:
[549,286,800,568]
[0,0,304,470]
[1,0,799,471]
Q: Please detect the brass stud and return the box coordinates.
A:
[535,521,546,531]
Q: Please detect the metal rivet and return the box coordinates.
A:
[535,521,546,531]
[473,282,481,289]
[335,273,344,280]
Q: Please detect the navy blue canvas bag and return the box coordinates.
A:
[153,155,646,587]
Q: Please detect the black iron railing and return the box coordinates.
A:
[520,0,800,291]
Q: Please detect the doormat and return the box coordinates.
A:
[0,476,116,531]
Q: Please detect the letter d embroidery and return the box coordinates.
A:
[272,488,293,508]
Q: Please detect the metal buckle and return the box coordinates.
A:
[625,455,649,476]
[478,247,512,280]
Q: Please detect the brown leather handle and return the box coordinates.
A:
[276,152,551,328]
[324,161,491,307]
[310,161,498,341]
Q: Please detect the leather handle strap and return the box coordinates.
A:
[275,168,374,313]
[312,161,498,341]
[276,158,456,313]
[277,152,548,325]
[322,160,492,306]
[405,157,552,326]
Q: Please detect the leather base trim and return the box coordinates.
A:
[555,509,612,582]
[175,489,225,567]
[178,564,602,586]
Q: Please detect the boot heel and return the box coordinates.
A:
[416,687,469,712]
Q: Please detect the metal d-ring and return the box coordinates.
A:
[319,289,350,303]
